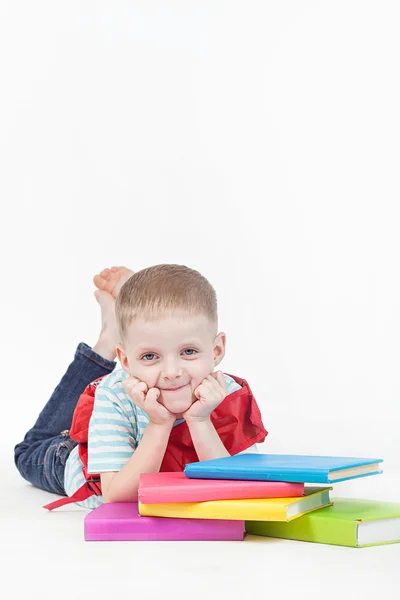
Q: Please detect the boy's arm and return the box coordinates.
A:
[183,371,234,461]
[186,418,230,462]
[89,380,176,504]
[101,421,173,503]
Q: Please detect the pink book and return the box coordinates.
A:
[84,502,245,541]
[138,472,305,504]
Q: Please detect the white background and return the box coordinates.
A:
[1,1,399,598]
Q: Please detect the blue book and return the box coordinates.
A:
[184,453,383,484]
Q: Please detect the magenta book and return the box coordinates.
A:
[84,502,245,541]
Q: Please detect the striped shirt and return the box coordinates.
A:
[64,368,258,509]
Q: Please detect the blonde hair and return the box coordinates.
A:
[115,264,218,343]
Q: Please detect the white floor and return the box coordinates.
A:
[3,453,400,600]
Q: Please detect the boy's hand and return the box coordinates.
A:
[183,371,228,423]
[122,377,176,426]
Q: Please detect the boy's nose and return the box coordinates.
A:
[161,364,184,382]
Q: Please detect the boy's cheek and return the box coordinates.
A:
[130,363,214,393]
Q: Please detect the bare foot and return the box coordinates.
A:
[91,266,135,361]
[92,290,119,362]
[93,266,135,299]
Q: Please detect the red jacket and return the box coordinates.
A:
[43,373,268,510]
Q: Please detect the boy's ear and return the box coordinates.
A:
[116,343,131,376]
[213,332,226,368]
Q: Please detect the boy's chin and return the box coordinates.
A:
[159,389,195,415]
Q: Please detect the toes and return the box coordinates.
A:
[93,274,108,290]
[100,268,111,280]
[93,267,134,297]
[93,268,116,294]
[94,269,122,296]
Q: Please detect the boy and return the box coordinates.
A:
[14,264,267,509]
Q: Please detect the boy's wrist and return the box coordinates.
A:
[147,419,175,433]
[185,416,212,429]
[185,417,230,462]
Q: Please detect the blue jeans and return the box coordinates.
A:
[14,342,117,496]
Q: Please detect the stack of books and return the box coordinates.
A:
[84,453,400,547]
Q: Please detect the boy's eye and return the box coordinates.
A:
[141,349,198,361]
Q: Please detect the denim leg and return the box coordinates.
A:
[14,342,117,495]
[19,432,79,495]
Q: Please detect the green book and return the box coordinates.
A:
[245,498,400,548]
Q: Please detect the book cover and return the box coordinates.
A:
[139,486,332,521]
[138,472,304,504]
[184,453,383,483]
[84,502,245,541]
[246,497,400,547]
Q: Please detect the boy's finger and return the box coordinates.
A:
[146,387,161,402]
[209,372,221,383]
[205,375,222,392]
[194,384,203,399]
[123,377,141,390]
[210,370,223,379]
[216,371,228,391]
[129,380,148,394]
[210,371,226,387]
[202,377,215,388]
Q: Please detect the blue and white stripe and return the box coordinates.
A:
[64,369,253,509]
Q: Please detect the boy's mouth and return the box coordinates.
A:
[161,384,189,393]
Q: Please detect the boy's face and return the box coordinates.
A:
[116,310,226,415]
